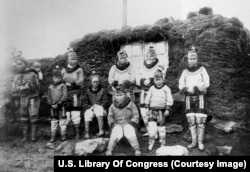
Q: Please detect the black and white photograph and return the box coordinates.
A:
[1,0,250,171]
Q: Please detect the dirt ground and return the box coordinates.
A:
[0,120,249,172]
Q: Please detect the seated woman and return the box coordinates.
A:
[105,85,141,156]
[83,71,108,139]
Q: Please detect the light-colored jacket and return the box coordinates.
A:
[108,64,135,85]
[136,60,167,87]
[145,85,173,110]
[179,66,210,93]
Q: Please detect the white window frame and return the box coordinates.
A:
[121,41,169,73]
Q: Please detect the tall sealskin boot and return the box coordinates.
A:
[61,129,67,141]
[97,116,105,137]
[75,125,80,140]
[187,125,197,149]
[49,130,57,143]
[140,103,149,137]
[21,123,29,142]
[148,139,155,151]
[31,124,38,142]
[50,120,58,143]
[84,121,90,139]
[148,121,157,151]
[158,126,166,146]
[197,124,205,151]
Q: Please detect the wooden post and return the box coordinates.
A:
[122,0,127,28]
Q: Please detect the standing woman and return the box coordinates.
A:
[108,50,136,101]
[61,49,84,139]
[12,57,40,142]
[179,46,210,151]
[136,46,167,135]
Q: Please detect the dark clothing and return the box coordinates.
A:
[12,69,39,98]
[12,69,40,123]
[47,82,68,120]
[50,105,66,120]
[143,58,159,69]
[64,64,81,74]
[83,86,108,110]
[185,95,207,114]
[47,82,68,105]
[115,62,130,71]
[61,64,84,111]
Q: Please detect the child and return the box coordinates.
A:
[61,49,84,139]
[106,85,141,156]
[83,71,108,139]
[145,70,173,150]
[179,46,210,151]
[136,46,167,136]
[47,69,68,142]
[12,57,40,142]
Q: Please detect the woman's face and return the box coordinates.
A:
[68,53,78,66]
[118,53,128,64]
[16,60,26,72]
[91,77,99,89]
[147,52,156,61]
[187,51,198,67]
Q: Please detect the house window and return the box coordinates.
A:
[124,43,143,73]
[121,41,169,74]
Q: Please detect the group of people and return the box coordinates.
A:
[9,44,210,156]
